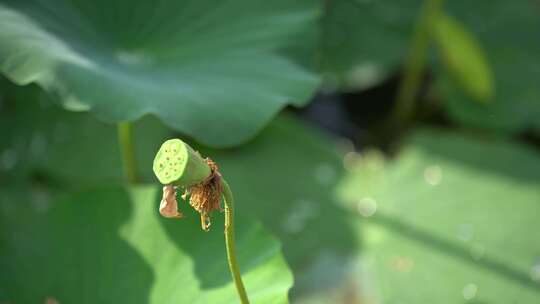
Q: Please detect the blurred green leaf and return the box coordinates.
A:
[320,0,422,89]
[203,116,360,299]
[0,185,293,303]
[0,0,320,147]
[439,1,540,133]
[322,1,540,135]
[0,77,173,184]
[338,129,540,303]
[433,13,493,102]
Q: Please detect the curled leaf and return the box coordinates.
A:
[433,13,494,102]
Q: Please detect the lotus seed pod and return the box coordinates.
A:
[153,139,211,187]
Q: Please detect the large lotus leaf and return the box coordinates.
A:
[337,129,540,303]
[437,1,540,134]
[0,185,293,303]
[0,76,174,184]
[0,86,360,301]
[0,0,320,147]
[320,0,422,89]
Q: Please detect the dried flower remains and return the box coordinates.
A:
[158,158,223,231]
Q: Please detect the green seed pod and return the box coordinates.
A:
[153,139,211,187]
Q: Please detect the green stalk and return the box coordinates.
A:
[221,179,250,304]
[391,0,444,126]
[117,122,138,183]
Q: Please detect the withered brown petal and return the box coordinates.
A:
[159,185,183,218]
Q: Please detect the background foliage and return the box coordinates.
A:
[1,0,540,303]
